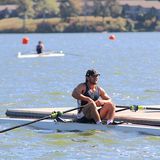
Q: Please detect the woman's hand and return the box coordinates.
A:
[95,100,104,106]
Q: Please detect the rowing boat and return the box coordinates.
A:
[17,51,65,58]
[0,105,160,135]
[0,117,160,136]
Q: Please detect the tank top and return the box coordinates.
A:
[77,83,100,107]
[36,45,42,54]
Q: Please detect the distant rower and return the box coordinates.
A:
[36,41,45,54]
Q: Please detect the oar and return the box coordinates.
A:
[115,108,129,113]
[0,107,82,133]
[116,105,160,112]
[0,115,51,133]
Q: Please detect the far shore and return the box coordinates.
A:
[0,16,150,33]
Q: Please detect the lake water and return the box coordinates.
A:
[0,33,160,160]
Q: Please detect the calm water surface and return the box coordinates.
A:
[0,33,160,160]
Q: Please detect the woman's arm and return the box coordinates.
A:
[72,83,94,103]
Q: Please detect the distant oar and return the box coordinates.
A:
[116,105,160,112]
[0,107,82,133]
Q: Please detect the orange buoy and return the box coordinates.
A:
[109,34,116,40]
[22,37,29,44]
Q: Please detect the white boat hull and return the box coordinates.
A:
[0,118,160,136]
[17,51,65,58]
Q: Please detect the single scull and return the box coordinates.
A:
[0,117,159,136]
[17,51,65,58]
[0,105,160,135]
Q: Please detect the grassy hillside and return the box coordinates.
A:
[0,16,135,33]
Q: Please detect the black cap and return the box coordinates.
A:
[85,69,100,77]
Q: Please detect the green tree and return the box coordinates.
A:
[92,0,122,18]
[102,0,122,17]
[59,0,79,20]
[110,2,122,17]
[93,0,104,17]
[144,7,158,20]
[34,0,59,18]
[69,0,82,16]
[0,0,18,4]
[16,0,34,18]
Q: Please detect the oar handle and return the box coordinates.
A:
[116,108,129,113]
[62,107,81,114]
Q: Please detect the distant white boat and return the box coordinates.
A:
[17,51,65,58]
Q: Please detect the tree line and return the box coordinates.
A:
[0,0,160,32]
[0,0,122,19]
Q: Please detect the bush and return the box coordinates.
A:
[36,22,54,32]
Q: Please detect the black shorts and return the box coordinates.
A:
[76,116,96,124]
[76,108,101,124]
